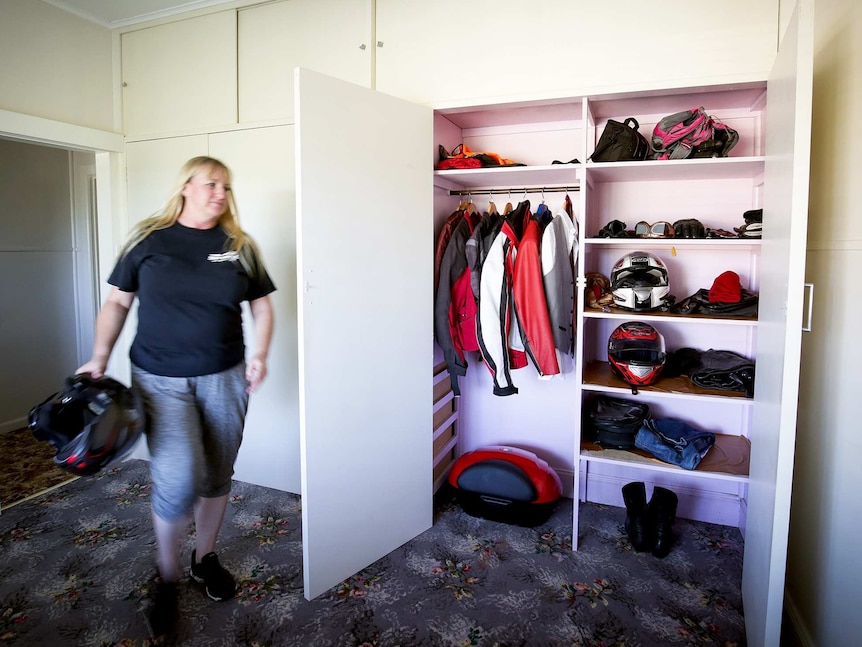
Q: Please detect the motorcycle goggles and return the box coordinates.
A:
[634,221,675,238]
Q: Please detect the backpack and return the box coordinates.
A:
[650,107,739,160]
[589,118,650,162]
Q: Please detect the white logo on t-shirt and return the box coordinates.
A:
[207,251,240,263]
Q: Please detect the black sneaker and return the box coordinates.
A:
[190,550,237,601]
[147,580,178,637]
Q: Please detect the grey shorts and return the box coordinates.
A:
[131,362,249,521]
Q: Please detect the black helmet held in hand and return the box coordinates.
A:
[28,373,145,476]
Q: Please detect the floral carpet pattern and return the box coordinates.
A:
[0,459,746,646]
[0,428,78,510]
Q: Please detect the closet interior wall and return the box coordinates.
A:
[433,82,769,539]
[433,101,586,496]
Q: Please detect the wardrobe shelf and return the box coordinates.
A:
[584,238,761,252]
[433,164,581,190]
[582,361,754,404]
[584,156,765,182]
[580,433,750,483]
[582,306,758,327]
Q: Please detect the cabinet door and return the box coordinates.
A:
[209,127,301,494]
[295,68,433,599]
[121,136,209,427]
[121,11,237,136]
[238,0,372,124]
[124,132,299,488]
[376,0,778,107]
[126,136,208,224]
[744,1,814,645]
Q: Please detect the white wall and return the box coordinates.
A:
[786,0,862,645]
[0,0,114,131]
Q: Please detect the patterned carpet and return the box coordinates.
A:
[0,427,79,511]
[0,458,746,646]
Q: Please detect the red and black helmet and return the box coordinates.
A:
[607,322,667,389]
[28,373,145,476]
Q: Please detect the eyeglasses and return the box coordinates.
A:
[634,221,675,238]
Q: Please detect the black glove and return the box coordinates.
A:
[596,220,629,238]
[743,208,763,224]
[673,218,706,239]
[734,222,762,238]
[706,228,737,239]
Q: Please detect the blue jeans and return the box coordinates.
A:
[635,418,715,470]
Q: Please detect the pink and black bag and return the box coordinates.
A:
[650,107,739,160]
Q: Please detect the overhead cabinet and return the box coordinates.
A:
[120,0,778,135]
[376,0,780,107]
[238,0,373,124]
[121,0,373,136]
[121,12,238,137]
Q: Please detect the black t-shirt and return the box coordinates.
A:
[108,223,276,377]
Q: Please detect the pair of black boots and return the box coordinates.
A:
[622,482,678,558]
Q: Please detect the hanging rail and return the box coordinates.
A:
[449,186,579,196]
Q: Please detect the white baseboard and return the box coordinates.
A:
[577,469,743,527]
[1,417,28,434]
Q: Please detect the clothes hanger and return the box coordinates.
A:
[465,192,479,215]
[487,190,499,216]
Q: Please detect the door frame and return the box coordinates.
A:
[71,152,99,367]
[0,109,127,380]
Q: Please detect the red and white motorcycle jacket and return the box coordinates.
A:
[476,203,530,396]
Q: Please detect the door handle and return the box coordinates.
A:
[802,283,814,332]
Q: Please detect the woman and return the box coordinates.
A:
[77,156,275,636]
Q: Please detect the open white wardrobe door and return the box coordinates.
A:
[743,0,814,645]
[294,68,434,600]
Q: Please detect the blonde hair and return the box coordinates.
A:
[120,156,264,279]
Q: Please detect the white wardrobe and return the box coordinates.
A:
[119,3,811,646]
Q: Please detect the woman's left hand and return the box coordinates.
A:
[246,356,268,393]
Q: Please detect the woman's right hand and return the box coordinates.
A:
[75,359,107,379]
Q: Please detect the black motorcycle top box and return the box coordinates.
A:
[446,446,563,527]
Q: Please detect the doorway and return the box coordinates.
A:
[0,137,98,432]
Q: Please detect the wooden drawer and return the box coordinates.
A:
[434,420,457,456]
[433,398,455,430]
[433,373,451,403]
[433,363,458,491]
[433,445,457,485]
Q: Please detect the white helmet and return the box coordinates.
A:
[611,251,670,311]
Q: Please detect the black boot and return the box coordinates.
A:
[622,482,651,552]
[648,486,678,558]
